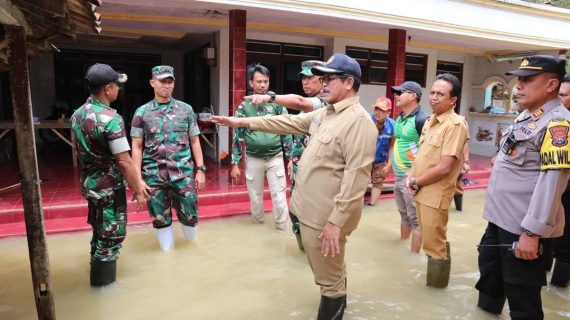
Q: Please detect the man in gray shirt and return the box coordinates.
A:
[475,55,569,319]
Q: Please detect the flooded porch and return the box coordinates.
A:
[1,189,568,320]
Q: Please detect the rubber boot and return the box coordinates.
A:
[477,292,505,315]
[551,260,570,287]
[181,225,198,241]
[295,233,304,251]
[426,256,451,288]
[155,225,175,251]
[317,295,346,320]
[454,195,463,211]
[90,260,116,287]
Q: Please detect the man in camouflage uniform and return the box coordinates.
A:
[232,63,292,231]
[131,66,206,251]
[71,63,149,286]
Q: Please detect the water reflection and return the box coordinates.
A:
[0,190,568,319]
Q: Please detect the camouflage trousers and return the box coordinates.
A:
[146,176,198,229]
[289,163,300,235]
[87,188,127,262]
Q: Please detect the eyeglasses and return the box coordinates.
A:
[396,90,413,96]
[320,74,349,84]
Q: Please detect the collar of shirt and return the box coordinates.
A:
[433,108,455,124]
[398,105,422,119]
[331,96,360,113]
[529,98,562,121]
[151,98,174,111]
[87,97,115,111]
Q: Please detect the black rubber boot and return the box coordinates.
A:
[295,233,305,252]
[317,295,346,320]
[454,195,463,211]
[426,256,451,288]
[90,260,117,287]
[551,260,570,287]
[477,292,505,315]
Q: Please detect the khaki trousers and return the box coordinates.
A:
[245,153,288,230]
[300,223,347,298]
[416,202,449,259]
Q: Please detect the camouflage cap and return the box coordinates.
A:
[152,65,175,80]
[299,60,326,78]
[85,63,127,87]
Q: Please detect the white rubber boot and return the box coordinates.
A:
[155,225,175,251]
[181,225,198,241]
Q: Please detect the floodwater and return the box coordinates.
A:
[0,189,568,320]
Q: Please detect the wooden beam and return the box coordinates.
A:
[5,25,56,320]
[0,0,31,34]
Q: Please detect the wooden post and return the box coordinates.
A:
[6,25,56,320]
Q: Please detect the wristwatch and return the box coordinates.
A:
[411,178,420,191]
[195,165,207,172]
[267,91,276,102]
[523,229,537,237]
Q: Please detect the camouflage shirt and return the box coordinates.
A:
[131,98,200,182]
[232,99,293,165]
[71,97,130,200]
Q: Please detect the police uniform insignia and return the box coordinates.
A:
[532,108,544,118]
[549,125,569,147]
[528,122,537,129]
[540,120,570,170]
[520,58,529,67]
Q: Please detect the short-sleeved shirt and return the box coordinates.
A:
[71,97,130,200]
[232,99,292,164]
[370,115,395,163]
[131,98,200,181]
[391,106,427,177]
[414,109,468,209]
[483,99,570,237]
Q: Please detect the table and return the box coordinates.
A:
[0,120,77,167]
[199,127,218,161]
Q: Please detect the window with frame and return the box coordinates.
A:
[436,61,463,82]
[346,47,427,87]
[436,61,464,112]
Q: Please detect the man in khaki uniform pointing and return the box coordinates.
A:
[212,54,377,320]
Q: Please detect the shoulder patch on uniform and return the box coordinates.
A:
[540,120,570,170]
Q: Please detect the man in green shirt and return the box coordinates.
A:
[390,81,427,253]
[232,64,293,231]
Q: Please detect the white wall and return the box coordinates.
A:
[212,29,230,155]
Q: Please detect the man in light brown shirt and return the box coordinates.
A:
[212,54,377,320]
[407,73,468,288]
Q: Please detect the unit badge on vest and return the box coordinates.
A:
[540,120,570,170]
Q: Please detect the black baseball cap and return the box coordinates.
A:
[85,63,128,87]
[311,54,362,80]
[391,81,423,100]
[505,55,566,77]
[564,74,570,82]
